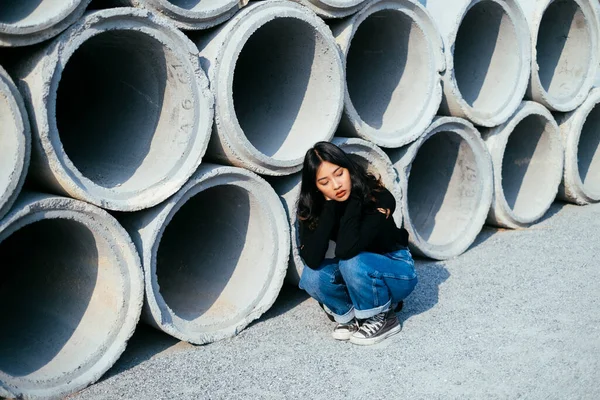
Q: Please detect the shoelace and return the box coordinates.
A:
[359,313,386,335]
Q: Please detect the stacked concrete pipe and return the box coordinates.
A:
[481,102,563,228]
[272,138,402,285]
[0,193,143,399]
[107,0,241,30]
[419,0,531,127]
[0,0,91,47]
[556,88,600,204]
[293,0,368,19]
[10,8,214,211]
[387,117,493,260]
[120,164,290,344]
[517,0,600,112]
[330,0,445,148]
[0,66,30,221]
[192,0,345,176]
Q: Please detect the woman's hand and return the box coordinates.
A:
[377,207,391,219]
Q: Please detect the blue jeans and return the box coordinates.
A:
[299,248,418,323]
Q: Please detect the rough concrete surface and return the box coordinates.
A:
[293,0,367,19]
[108,0,241,30]
[119,163,290,345]
[482,101,563,228]
[0,65,30,221]
[193,0,344,176]
[0,192,144,399]
[12,7,214,211]
[330,0,444,148]
[556,87,600,205]
[69,201,600,400]
[420,0,531,127]
[517,0,600,112]
[387,117,493,260]
[0,0,91,47]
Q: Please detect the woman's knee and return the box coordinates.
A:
[338,252,375,281]
[299,265,339,297]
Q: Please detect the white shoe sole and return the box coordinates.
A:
[349,323,402,346]
[332,331,355,341]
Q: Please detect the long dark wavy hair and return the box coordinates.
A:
[297,141,384,230]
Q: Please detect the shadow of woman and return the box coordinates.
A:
[401,258,450,322]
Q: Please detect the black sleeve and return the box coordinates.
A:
[334,189,396,260]
[299,201,342,269]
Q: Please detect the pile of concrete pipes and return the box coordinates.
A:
[1,0,600,397]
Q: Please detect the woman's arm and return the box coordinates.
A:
[299,201,343,269]
[335,189,396,259]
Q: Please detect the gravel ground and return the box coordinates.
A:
[71,201,600,400]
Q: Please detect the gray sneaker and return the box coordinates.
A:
[349,310,401,345]
[332,318,359,340]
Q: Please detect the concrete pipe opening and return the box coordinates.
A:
[0,67,30,221]
[0,195,143,399]
[232,18,340,164]
[482,102,563,227]
[341,4,442,147]
[453,1,521,119]
[535,0,593,108]
[21,9,213,211]
[199,1,344,175]
[577,103,600,197]
[0,0,90,47]
[501,115,561,224]
[133,165,289,344]
[393,117,493,259]
[557,88,600,204]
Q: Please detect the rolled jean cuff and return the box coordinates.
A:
[324,304,355,323]
[354,300,391,320]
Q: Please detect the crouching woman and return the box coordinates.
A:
[297,141,417,345]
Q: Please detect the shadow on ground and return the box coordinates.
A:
[402,259,450,322]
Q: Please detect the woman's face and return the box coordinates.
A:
[315,161,351,202]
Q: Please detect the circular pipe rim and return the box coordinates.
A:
[212,1,344,174]
[34,8,213,211]
[561,87,600,203]
[528,0,599,112]
[445,0,531,127]
[398,117,493,259]
[335,0,444,148]
[0,66,31,220]
[0,193,143,399]
[484,101,564,227]
[141,164,290,344]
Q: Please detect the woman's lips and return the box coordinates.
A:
[335,190,346,198]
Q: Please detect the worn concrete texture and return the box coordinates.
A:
[0,192,144,400]
[11,7,214,211]
[293,0,367,19]
[119,163,290,345]
[0,0,91,47]
[192,0,345,176]
[387,117,493,260]
[105,0,242,30]
[556,87,600,204]
[330,0,444,148]
[482,101,563,228]
[517,0,600,112]
[69,200,600,400]
[0,65,30,221]
[420,0,531,127]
